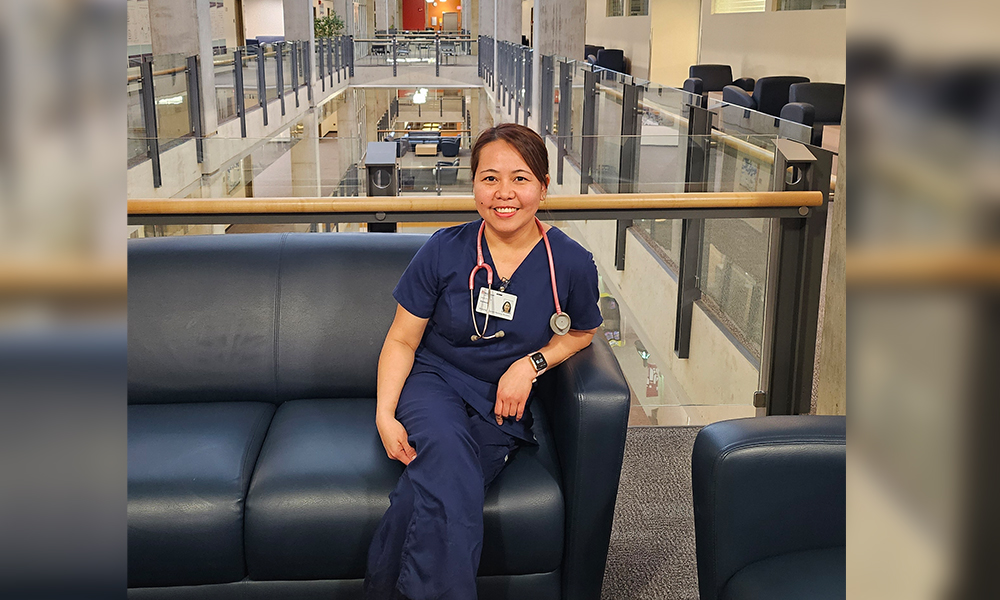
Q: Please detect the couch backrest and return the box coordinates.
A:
[689,64,733,92]
[128,233,429,405]
[752,75,811,116]
[789,82,845,124]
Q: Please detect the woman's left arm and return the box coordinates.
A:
[494,328,597,424]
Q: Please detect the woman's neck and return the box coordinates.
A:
[483,220,542,256]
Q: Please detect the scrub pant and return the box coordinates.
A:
[364,371,520,600]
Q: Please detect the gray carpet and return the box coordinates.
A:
[601,426,703,600]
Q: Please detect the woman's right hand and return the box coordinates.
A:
[376,414,418,465]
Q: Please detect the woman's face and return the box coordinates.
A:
[473,140,549,238]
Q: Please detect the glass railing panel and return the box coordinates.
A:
[239,47,260,110]
[396,164,473,196]
[551,56,568,137]
[698,217,770,361]
[592,74,626,192]
[214,53,238,124]
[127,64,147,166]
[261,44,280,98]
[150,53,192,152]
[714,103,812,149]
[282,44,294,95]
[440,39,477,67]
[353,39,393,67]
[568,61,586,162]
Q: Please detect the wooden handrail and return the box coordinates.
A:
[126,64,188,83]
[847,249,1000,287]
[0,261,127,298]
[129,192,822,216]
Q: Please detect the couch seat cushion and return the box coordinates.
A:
[244,398,564,581]
[128,402,275,588]
[721,547,845,600]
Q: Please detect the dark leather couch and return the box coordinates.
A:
[723,75,811,117]
[683,65,755,107]
[692,415,846,600]
[780,82,845,146]
[128,232,631,600]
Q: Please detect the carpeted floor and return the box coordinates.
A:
[601,426,703,600]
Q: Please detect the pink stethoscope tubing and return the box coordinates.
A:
[469,217,568,341]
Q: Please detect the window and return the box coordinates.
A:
[711,0,765,14]
[607,0,648,17]
[778,0,845,10]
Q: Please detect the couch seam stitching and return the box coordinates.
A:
[272,233,289,403]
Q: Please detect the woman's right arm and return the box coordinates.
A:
[376,304,429,465]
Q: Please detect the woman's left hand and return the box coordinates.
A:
[494,357,536,425]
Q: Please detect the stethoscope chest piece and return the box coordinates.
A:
[550,312,571,335]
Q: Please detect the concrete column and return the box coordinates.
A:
[534,0,584,60]
[375,0,397,32]
[283,0,315,92]
[481,0,520,43]
[813,103,847,415]
[148,0,219,134]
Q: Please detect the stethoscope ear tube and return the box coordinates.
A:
[470,218,567,341]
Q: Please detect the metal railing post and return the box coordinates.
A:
[291,41,300,108]
[335,36,341,84]
[580,66,599,194]
[612,79,643,270]
[435,33,440,77]
[139,56,161,188]
[540,55,552,135]
[524,48,532,126]
[392,37,397,77]
[674,219,704,358]
[256,43,267,126]
[234,49,246,137]
[557,59,572,185]
[185,55,204,163]
[514,45,521,121]
[348,36,355,77]
[304,41,313,104]
[684,103,712,193]
[275,42,286,116]
[318,39,326,92]
[327,37,334,86]
[758,139,834,415]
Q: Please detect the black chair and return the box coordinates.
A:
[780,82,845,146]
[723,75,810,117]
[684,64,755,97]
[584,44,605,61]
[692,415,846,600]
[438,136,460,157]
[595,49,626,75]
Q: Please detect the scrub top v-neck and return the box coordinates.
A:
[392,220,603,442]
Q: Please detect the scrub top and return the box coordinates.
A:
[393,219,604,443]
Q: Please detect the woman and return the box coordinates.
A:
[364,123,603,600]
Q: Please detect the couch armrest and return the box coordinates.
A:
[692,415,846,600]
[733,77,755,92]
[722,84,755,110]
[780,102,816,127]
[537,339,630,600]
[683,77,704,96]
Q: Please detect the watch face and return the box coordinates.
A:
[531,352,547,371]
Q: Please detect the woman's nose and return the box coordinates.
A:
[496,180,515,198]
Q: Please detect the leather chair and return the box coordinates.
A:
[584,44,604,61]
[127,233,631,600]
[438,135,460,157]
[595,49,626,75]
[723,75,810,117]
[683,64,755,100]
[692,415,846,600]
[780,82,845,146]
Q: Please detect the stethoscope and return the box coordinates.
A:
[469,217,572,342]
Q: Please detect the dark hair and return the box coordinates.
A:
[471,123,549,186]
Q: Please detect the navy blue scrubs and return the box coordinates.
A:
[364,220,602,600]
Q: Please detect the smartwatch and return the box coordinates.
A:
[529,351,548,374]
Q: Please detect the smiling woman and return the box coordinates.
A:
[364,123,604,599]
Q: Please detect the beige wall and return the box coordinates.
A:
[698,2,846,83]
[244,0,285,38]
[648,0,701,87]
[585,1,651,79]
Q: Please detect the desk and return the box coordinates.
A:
[414,144,438,157]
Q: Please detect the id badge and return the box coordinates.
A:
[476,287,517,320]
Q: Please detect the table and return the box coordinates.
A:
[414,143,438,157]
